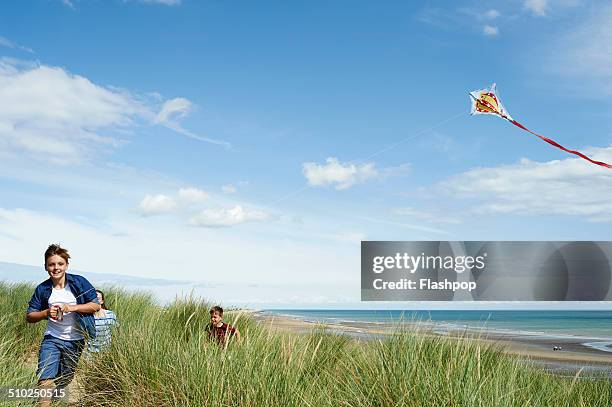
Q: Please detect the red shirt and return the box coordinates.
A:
[207,322,236,344]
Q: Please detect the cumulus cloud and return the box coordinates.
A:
[483,25,499,36]
[178,187,209,204]
[137,188,267,227]
[137,194,177,215]
[302,157,378,190]
[438,147,612,221]
[523,0,548,16]
[0,59,147,164]
[189,205,268,227]
[138,187,210,213]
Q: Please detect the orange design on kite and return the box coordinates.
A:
[475,92,500,114]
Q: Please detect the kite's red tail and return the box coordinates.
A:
[509,119,612,169]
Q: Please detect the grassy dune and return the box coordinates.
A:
[1,281,611,406]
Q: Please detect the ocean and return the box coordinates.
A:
[265,310,612,342]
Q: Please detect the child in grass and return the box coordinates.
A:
[26,244,100,407]
[207,306,240,345]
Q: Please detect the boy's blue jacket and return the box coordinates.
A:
[26,273,98,339]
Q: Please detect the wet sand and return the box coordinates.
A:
[253,311,612,378]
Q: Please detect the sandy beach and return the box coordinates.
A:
[252,311,612,378]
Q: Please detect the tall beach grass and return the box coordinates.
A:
[1,281,611,406]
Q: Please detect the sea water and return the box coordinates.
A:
[265,310,612,341]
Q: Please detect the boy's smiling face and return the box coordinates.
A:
[46,254,68,282]
[210,311,223,327]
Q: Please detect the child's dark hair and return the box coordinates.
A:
[210,306,223,316]
[96,290,108,310]
[44,244,71,264]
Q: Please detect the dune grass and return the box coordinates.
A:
[1,281,611,406]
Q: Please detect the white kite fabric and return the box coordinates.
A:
[469,83,612,169]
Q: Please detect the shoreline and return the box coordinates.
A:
[252,311,612,378]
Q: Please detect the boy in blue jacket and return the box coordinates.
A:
[26,244,100,406]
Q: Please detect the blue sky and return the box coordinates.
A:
[1,0,612,306]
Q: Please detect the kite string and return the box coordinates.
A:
[266,110,467,206]
[355,111,467,163]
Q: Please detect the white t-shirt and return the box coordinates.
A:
[44,285,84,341]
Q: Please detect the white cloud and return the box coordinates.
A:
[189,205,269,227]
[155,98,231,148]
[137,188,270,227]
[222,184,237,194]
[154,97,191,124]
[0,59,147,164]
[178,187,209,204]
[0,58,227,164]
[302,157,378,190]
[483,25,499,36]
[484,9,501,19]
[137,194,177,215]
[438,147,612,221]
[523,0,548,16]
[138,187,209,215]
[0,36,34,53]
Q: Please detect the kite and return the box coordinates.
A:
[469,83,612,169]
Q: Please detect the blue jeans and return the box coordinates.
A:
[37,335,85,387]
